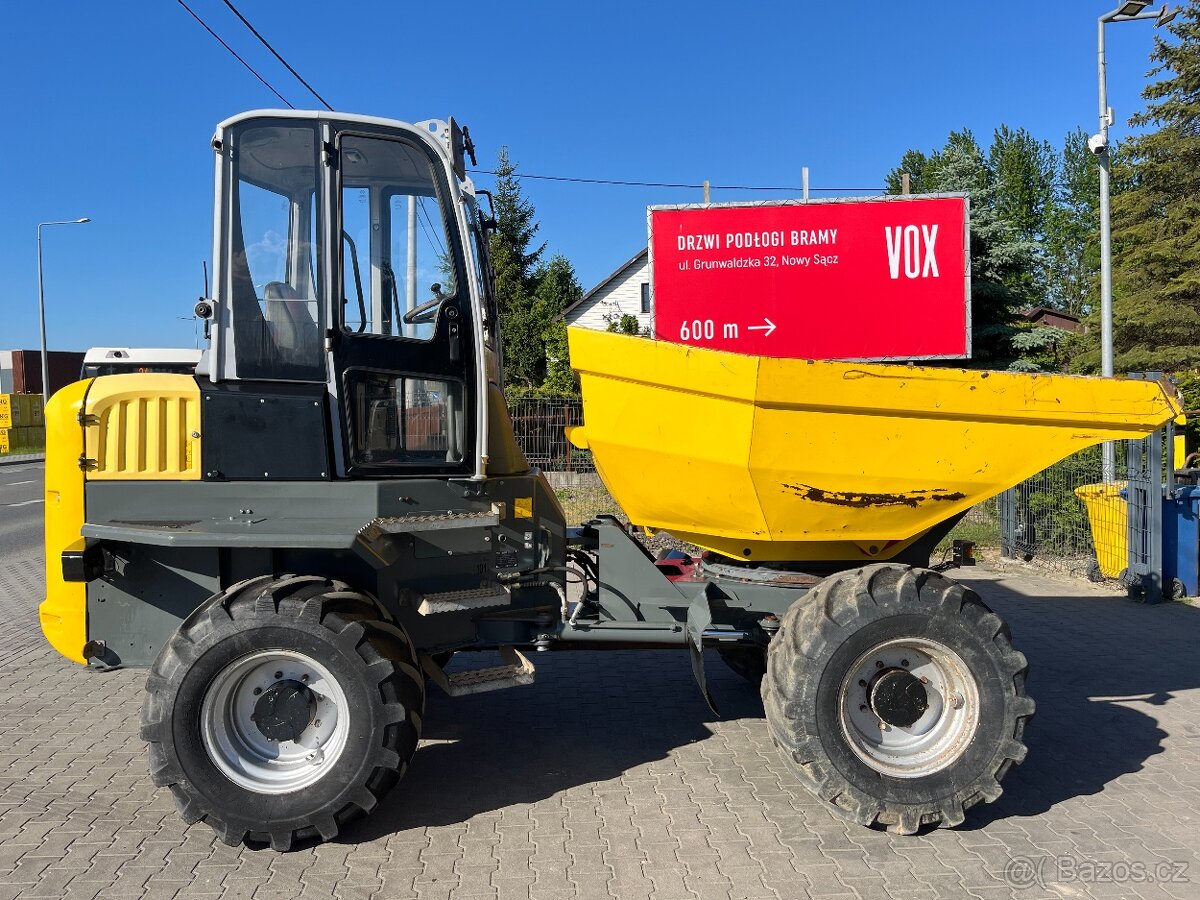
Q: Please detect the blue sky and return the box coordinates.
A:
[0,1,1176,352]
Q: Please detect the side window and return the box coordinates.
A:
[640,282,651,314]
[240,183,288,290]
[345,371,465,466]
[229,123,324,381]
[340,135,457,341]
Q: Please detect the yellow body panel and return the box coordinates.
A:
[38,379,91,664]
[84,374,201,480]
[568,329,1185,562]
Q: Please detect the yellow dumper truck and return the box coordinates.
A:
[39,109,1185,848]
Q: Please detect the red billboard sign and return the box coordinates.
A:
[650,195,970,360]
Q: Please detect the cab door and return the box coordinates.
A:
[328,125,475,478]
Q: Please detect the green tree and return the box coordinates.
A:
[887,129,1036,367]
[532,255,584,393]
[988,125,1056,304]
[604,313,644,335]
[1104,0,1200,372]
[541,321,575,395]
[884,149,932,195]
[1044,128,1100,317]
[988,126,1056,247]
[489,147,547,386]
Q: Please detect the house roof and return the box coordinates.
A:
[562,248,648,320]
[1021,306,1081,324]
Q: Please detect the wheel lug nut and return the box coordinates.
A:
[274,671,282,679]
[314,719,322,727]
[949,693,963,709]
[859,704,869,712]
[253,687,262,695]
[301,674,309,682]
[920,676,929,684]
[875,661,884,668]
[901,659,909,667]
[858,679,867,687]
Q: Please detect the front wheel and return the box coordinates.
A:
[141,575,424,849]
[763,564,1033,834]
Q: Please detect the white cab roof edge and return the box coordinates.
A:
[212,110,465,186]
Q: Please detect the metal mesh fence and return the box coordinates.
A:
[507,397,595,473]
[934,499,1001,561]
[999,443,1133,582]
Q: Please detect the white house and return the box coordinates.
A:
[564,249,650,331]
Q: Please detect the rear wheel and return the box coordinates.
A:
[763,564,1033,834]
[141,574,424,849]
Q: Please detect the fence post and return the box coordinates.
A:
[1126,433,1165,603]
[999,487,1016,559]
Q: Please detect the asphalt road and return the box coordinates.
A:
[0,461,44,562]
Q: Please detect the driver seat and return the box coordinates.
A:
[264,282,320,362]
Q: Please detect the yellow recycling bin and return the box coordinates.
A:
[1074,482,1128,579]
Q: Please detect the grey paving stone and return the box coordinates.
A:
[6,529,1200,900]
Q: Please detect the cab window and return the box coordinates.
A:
[340,134,457,340]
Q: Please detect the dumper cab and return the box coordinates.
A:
[203,111,503,479]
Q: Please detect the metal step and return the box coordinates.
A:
[367,510,500,535]
[417,583,511,616]
[421,646,535,697]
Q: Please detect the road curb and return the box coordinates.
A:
[0,453,44,467]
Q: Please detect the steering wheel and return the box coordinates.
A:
[402,297,442,325]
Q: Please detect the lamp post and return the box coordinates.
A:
[1095,1,1176,482]
[36,218,91,407]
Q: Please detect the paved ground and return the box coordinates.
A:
[1,465,1199,899]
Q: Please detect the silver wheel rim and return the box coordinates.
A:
[838,637,980,778]
[200,649,350,795]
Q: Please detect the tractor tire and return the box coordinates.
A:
[717,647,767,686]
[140,574,424,850]
[762,564,1033,835]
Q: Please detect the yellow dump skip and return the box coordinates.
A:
[568,329,1184,562]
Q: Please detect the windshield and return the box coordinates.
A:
[340,134,457,341]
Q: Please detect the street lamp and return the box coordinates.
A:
[1094,2,1176,482]
[36,217,91,407]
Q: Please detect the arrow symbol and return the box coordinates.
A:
[747,318,777,337]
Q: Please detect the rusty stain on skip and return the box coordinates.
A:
[782,484,968,508]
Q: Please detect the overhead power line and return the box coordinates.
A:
[467,169,882,193]
[220,0,334,111]
[171,8,881,198]
[174,0,294,108]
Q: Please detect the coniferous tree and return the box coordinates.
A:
[487,150,586,390]
[988,126,1056,304]
[1044,128,1101,318]
[489,147,547,386]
